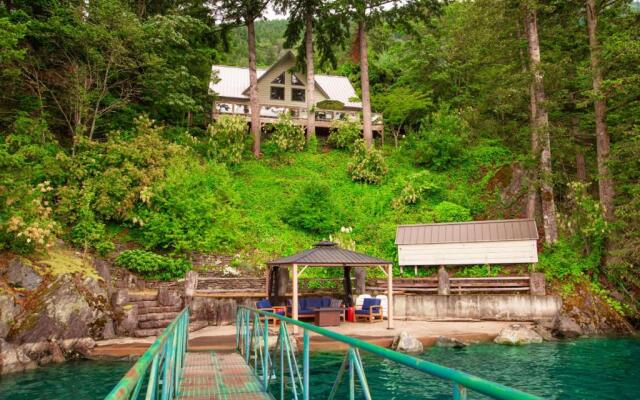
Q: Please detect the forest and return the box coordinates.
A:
[0,1,638,323]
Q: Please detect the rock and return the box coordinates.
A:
[8,275,111,343]
[102,319,116,340]
[391,331,424,354]
[532,324,557,342]
[494,324,543,345]
[553,315,583,339]
[0,339,37,374]
[6,257,43,290]
[0,293,21,339]
[111,289,129,307]
[435,336,467,348]
[116,304,139,336]
[157,287,182,307]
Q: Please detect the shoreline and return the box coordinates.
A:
[89,320,525,359]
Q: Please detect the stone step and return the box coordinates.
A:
[138,319,174,330]
[133,321,210,338]
[138,305,182,315]
[130,300,159,308]
[138,312,180,322]
[128,292,158,302]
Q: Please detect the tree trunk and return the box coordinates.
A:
[525,79,539,219]
[586,0,615,221]
[358,21,373,147]
[305,14,315,142]
[525,7,558,244]
[247,19,261,157]
[572,117,587,182]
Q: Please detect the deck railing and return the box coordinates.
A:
[104,308,189,400]
[215,102,383,125]
[236,306,542,400]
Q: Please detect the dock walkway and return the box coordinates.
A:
[178,351,272,400]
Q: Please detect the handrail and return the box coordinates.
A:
[237,306,541,400]
[104,308,189,400]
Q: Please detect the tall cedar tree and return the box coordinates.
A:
[524,3,558,243]
[340,0,441,147]
[214,0,269,157]
[586,0,615,222]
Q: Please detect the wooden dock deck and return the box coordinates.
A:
[178,352,272,400]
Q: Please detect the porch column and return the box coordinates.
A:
[387,264,394,330]
[292,263,299,335]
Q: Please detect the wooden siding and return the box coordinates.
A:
[398,240,538,266]
[254,55,327,107]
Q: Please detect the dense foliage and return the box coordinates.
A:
[115,250,191,280]
[0,1,639,319]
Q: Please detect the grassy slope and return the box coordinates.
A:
[229,142,511,277]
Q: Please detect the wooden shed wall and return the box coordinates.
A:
[398,240,538,266]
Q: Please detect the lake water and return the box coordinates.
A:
[1,338,638,399]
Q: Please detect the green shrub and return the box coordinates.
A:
[431,201,471,222]
[68,191,115,256]
[270,113,305,152]
[283,182,340,234]
[135,158,241,253]
[347,140,388,185]
[205,115,248,164]
[115,249,190,280]
[328,119,362,150]
[411,106,468,171]
[392,171,442,208]
[538,239,599,281]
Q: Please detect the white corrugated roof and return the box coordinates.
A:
[209,65,362,109]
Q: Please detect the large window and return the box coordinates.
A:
[272,73,285,84]
[291,74,304,86]
[291,88,305,102]
[270,86,285,100]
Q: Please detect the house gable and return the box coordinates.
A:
[210,51,361,109]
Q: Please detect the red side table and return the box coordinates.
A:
[346,306,355,322]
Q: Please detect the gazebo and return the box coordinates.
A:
[267,241,394,333]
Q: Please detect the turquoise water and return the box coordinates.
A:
[1,338,639,399]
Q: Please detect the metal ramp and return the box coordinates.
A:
[178,352,271,400]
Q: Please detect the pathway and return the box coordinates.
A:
[178,351,272,400]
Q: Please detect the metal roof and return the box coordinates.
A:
[209,53,363,109]
[396,219,539,245]
[268,241,391,267]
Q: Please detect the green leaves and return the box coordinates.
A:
[269,113,306,153]
[115,250,191,281]
[283,182,340,235]
[205,115,249,164]
[328,119,362,150]
[347,139,388,185]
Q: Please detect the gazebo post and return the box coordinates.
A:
[292,263,299,335]
[387,263,394,329]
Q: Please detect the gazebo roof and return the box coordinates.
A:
[267,241,392,267]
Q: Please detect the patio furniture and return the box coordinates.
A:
[256,299,286,324]
[355,298,383,322]
[313,308,342,327]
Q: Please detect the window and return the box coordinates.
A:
[291,74,304,86]
[272,73,285,84]
[291,88,305,102]
[270,86,285,100]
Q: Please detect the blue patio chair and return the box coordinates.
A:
[355,298,383,323]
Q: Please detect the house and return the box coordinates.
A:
[209,51,383,132]
[395,219,539,267]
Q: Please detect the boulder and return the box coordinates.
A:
[157,287,182,307]
[553,315,583,339]
[8,275,111,343]
[435,336,467,348]
[0,293,20,339]
[115,304,139,336]
[494,324,543,345]
[6,257,43,290]
[0,339,37,374]
[391,331,424,354]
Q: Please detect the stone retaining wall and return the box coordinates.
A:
[394,294,561,321]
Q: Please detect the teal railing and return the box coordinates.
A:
[237,306,542,400]
[104,308,189,400]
